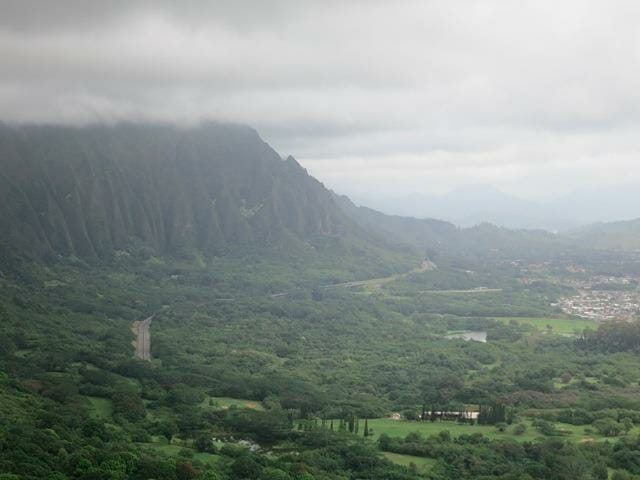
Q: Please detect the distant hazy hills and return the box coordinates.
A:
[334,193,571,265]
[353,185,640,232]
[567,218,640,251]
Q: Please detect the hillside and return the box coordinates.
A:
[0,121,602,275]
[2,123,640,480]
[334,194,575,268]
[569,218,640,251]
[0,123,408,271]
[354,186,575,231]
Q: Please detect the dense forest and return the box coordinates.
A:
[2,124,640,480]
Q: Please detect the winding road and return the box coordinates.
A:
[135,315,153,361]
[270,258,438,298]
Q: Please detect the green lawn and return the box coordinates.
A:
[200,396,264,411]
[383,452,437,472]
[192,452,224,466]
[554,376,600,390]
[494,317,598,335]
[138,442,225,466]
[139,443,187,456]
[85,396,113,419]
[368,418,538,442]
[367,418,635,444]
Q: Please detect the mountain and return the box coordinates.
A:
[334,193,572,268]
[552,185,640,227]
[351,184,640,232]
[0,122,615,275]
[569,218,640,251]
[352,186,575,232]
[0,122,397,263]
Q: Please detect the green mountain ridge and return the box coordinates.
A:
[2,121,637,273]
[567,218,640,251]
[333,192,579,268]
[3,122,640,480]
[0,123,396,262]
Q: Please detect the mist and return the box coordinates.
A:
[2,0,640,225]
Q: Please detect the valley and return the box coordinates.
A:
[2,123,640,480]
[5,1,640,478]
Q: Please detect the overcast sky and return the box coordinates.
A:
[2,0,640,202]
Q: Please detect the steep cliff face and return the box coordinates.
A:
[0,123,367,259]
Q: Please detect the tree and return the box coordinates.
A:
[378,433,391,450]
[478,402,507,425]
[112,388,146,421]
[231,456,262,480]
[262,467,292,480]
[348,414,355,433]
[363,418,369,437]
[622,417,634,434]
[158,419,179,444]
[513,423,527,435]
[200,471,223,480]
[177,462,198,480]
[593,418,623,437]
[532,419,558,436]
[195,435,215,453]
[403,409,419,421]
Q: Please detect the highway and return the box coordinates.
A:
[135,315,153,361]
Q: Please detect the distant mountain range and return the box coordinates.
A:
[334,194,574,267]
[567,218,640,251]
[352,185,640,232]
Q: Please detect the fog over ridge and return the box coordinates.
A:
[1,0,640,213]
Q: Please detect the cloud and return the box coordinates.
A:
[1,0,640,200]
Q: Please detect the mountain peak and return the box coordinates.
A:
[0,123,367,259]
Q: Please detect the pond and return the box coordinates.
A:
[445,330,487,343]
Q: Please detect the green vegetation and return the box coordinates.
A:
[3,249,640,479]
[85,396,114,419]
[3,123,640,479]
[369,418,640,443]
[494,317,599,335]
[383,452,437,472]
[201,397,265,411]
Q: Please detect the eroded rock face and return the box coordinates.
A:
[0,122,360,259]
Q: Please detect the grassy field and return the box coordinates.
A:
[383,452,437,472]
[137,442,223,466]
[85,396,113,419]
[200,396,264,411]
[192,451,224,466]
[368,418,637,443]
[494,317,598,335]
[554,376,600,390]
